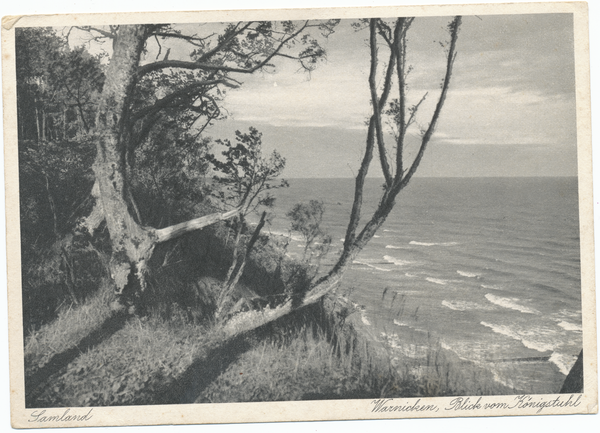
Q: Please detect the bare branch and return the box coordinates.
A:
[130,79,236,122]
[74,26,116,39]
[406,92,428,128]
[153,206,242,244]
[152,31,217,48]
[399,16,461,190]
[392,18,411,181]
[137,21,312,78]
[368,20,393,186]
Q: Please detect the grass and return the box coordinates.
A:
[197,299,517,403]
[31,305,220,407]
[25,283,518,407]
[23,226,519,407]
[24,279,115,379]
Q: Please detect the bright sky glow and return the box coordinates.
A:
[67,13,578,178]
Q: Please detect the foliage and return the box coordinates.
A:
[15,27,105,141]
[207,127,288,214]
[18,138,105,331]
[130,120,213,228]
[287,199,332,261]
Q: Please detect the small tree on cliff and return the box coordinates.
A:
[207,127,288,317]
[287,200,331,262]
[74,21,337,307]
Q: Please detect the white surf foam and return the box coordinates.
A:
[480,321,555,353]
[457,270,478,278]
[485,294,539,315]
[558,309,581,320]
[426,277,448,285]
[549,352,579,376]
[410,241,458,247]
[353,260,392,272]
[442,300,492,311]
[556,321,582,332]
[392,319,428,333]
[385,244,411,250]
[269,229,304,242]
[380,332,429,359]
[383,255,411,266]
[481,284,502,291]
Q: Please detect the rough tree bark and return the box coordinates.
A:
[79,22,335,305]
[82,26,242,303]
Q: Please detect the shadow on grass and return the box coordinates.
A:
[157,332,252,404]
[26,311,130,408]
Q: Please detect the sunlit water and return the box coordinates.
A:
[265,177,581,394]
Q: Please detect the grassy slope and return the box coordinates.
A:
[25,286,516,407]
[24,228,518,406]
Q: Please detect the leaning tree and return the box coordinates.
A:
[218,16,462,337]
[74,21,337,306]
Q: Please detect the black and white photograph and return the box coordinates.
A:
[1,0,597,429]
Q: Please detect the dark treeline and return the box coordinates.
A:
[16,26,326,332]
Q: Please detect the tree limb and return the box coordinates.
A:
[130,79,234,122]
[399,16,461,190]
[137,21,311,78]
[368,20,392,186]
[153,206,242,244]
[74,26,116,39]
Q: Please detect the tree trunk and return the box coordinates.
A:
[85,26,243,304]
[34,99,40,142]
[86,25,156,301]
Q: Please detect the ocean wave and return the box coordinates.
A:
[353,260,392,272]
[385,245,409,250]
[558,309,582,320]
[268,229,304,243]
[383,255,412,266]
[410,241,459,247]
[556,321,582,332]
[393,320,428,333]
[484,294,539,315]
[442,300,493,311]
[549,352,579,376]
[426,277,448,285]
[457,270,479,278]
[481,284,502,291]
[405,273,417,278]
[380,332,429,358]
[480,321,555,353]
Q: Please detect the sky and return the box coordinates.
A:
[202,14,578,178]
[66,13,578,178]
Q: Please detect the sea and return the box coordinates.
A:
[265,177,582,394]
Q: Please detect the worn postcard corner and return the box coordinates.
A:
[2,1,597,429]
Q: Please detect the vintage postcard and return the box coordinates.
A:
[2,1,597,429]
